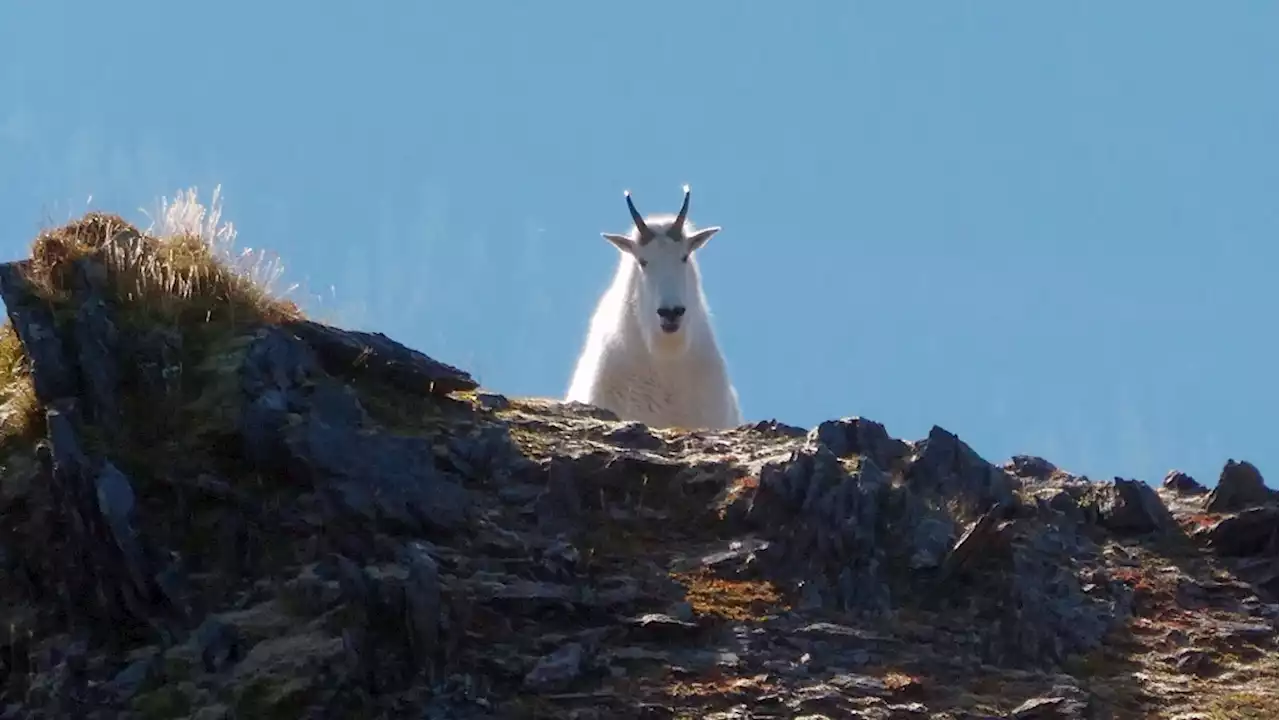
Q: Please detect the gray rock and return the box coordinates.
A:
[1198,507,1278,557]
[749,419,808,438]
[193,616,240,673]
[1005,455,1058,480]
[909,516,955,570]
[239,327,471,536]
[43,402,175,635]
[1208,620,1275,643]
[1095,478,1172,534]
[1169,648,1219,677]
[624,613,700,641]
[523,642,584,692]
[935,507,1010,584]
[0,261,80,402]
[603,421,664,450]
[107,650,160,699]
[69,258,121,433]
[474,390,509,410]
[1162,470,1206,495]
[809,416,909,469]
[906,426,1017,513]
[286,416,470,535]
[744,445,893,613]
[287,319,476,396]
[1009,695,1087,719]
[1205,460,1276,512]
[400,541,442,669]
[535,456,584,531]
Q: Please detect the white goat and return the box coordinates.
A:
[565,186,743,430]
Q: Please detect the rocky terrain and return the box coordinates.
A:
[0,208,1275,719]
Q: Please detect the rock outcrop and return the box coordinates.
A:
[0,212,1275,719]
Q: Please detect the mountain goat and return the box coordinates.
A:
[565,185,743,430]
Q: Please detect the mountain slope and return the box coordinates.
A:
[0,194,1274,719]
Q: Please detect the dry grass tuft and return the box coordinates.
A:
[1201,690,1278,720]
[27,187,300,331]
[0,186,303,461]
[0,324,42,446]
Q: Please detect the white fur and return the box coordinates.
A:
[566,191,743,430]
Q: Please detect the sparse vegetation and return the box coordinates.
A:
[0,186,301,469]
[0,189,1273,718]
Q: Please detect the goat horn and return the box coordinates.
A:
[624,190,653,241]
[671,184,691,237]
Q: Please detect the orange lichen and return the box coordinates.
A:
[666,673,776,700]
[1179,513,1221,531]
[671,569,790,621]
[883,670,923,695]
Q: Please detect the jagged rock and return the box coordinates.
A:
[446,423,540,484]
[1095,477,1173,534]
[1208,620,1275,643]
[1205,460,1276,512]
[1197,507,1279,557]
[934,506,1011,584]
[41,401,178,637]
[474,390,509,410]
[742,444,892,613]
[287,417,470,535]
[1162,470,1206,495]
[604,422,664,450]
[906,426,1017,513]
[908,516,956,570]
[1003,528,1126,663]
[0,262,80,402]
[670,538,771,574]
[107,649,160,700]
[624,613,701,641]
[809,416,909,470]
[1008,694,1088,719]
[239,327,470,536]
[749,419,808,438]
[1169,647,1219,677]
[1005,455,1058,480]
[535,455,584,531]
[68,258,122,432]
[193,617,241,673]
[286,319,476,396]
[557,400,620,421]
[399,541,443,671]
[523,642,584,692]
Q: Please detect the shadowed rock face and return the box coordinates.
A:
[0,247,1275,719]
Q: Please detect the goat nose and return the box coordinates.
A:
[657,306,686,321]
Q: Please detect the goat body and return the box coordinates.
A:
[566,189,742,430]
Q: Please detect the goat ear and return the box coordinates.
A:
[687,226,721,252]
[602,233,635,254]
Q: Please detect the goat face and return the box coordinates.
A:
[602,186,721,357]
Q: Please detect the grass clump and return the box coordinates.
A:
[0,185,303,468]
[27,187,300,334]
[0,324,42,448]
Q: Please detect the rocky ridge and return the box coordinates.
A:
[0,211,1274,719]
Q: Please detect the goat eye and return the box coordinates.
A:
[681,255,689,263]
[638,259,648,268]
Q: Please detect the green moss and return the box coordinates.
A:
[232,676,313,719]
[132,684,195,719]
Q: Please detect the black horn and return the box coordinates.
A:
[624,190,654,242]
[671,184,691,237]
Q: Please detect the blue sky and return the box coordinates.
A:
[2,2,1275,488]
